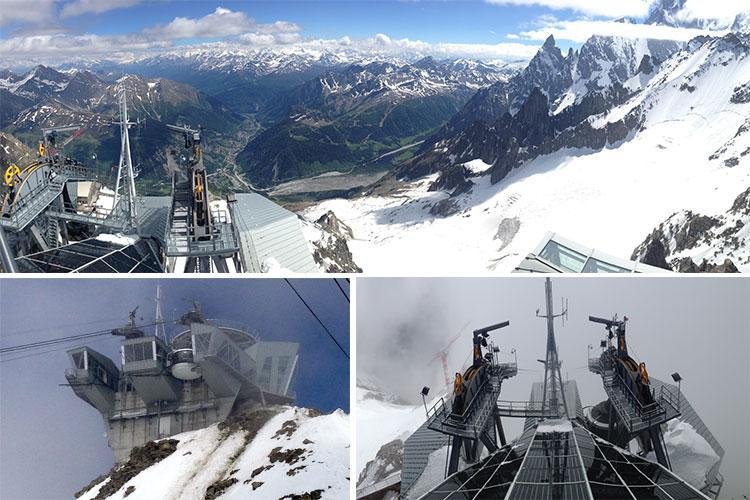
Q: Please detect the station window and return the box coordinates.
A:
[539,240,588,273]
[124,341,155,362]
[72,351,86,369]
[581,258,630,273]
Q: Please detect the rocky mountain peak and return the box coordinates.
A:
[542,34,556,50]
[732,12,750,33]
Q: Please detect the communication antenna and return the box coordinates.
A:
[154,284,166,343]
[535,278,570,418]
[113,90,139,231]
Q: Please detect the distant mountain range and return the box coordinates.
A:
[236,57,517,187]
[1,52,521,191]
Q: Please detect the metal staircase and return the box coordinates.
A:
[599,365,680,434]
[0,177,65,230]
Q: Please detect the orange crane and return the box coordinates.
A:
[429,321,471,387]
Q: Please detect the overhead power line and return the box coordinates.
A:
[0,319,174,358]
[333,278,350,303]
[284,278,349,359]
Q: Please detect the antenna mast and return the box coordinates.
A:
[155,284,166,342]
[113,90,139,231]
[537,278,570,418]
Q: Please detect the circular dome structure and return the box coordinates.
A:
[168,348,201,380]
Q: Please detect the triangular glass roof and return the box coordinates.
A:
[417,419,709,500]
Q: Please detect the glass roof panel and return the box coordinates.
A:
[418,422,708,500]
[582,258,631,273]
[539,240,588,272]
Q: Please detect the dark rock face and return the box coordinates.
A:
[428,164,473,196]
[634,231,672,270]
[219,407,282,439]
[673,214,721,252]
[204,477,238,500]
[90,439,180,499]
[730,187,750,215]
[671,257,739,272]
[638,55,655,75]
[269,446,308,465]
[632,187,750,272]
[357,439,405,488]
[731,82,750,103]
[430,197,461,217]
[311,211,362,272]
[279,489,324,500]
[404,81,640,187]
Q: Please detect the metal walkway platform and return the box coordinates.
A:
[495,399,559,418]
[427,363,517,439]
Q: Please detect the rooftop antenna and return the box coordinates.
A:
[154,284,166,343]
[113,89,139,231]
[536,278,570,419]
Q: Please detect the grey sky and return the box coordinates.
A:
[0,278,349,500]
[357,277,750,499]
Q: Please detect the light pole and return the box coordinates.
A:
[671,373,682,409]
[421,386,430,415]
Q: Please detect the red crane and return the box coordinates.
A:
[429,321,471,388]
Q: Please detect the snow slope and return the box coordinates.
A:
[646,419,720,491]
[356,385,430,480]
[79,407,349,500]
[303,34,750,273]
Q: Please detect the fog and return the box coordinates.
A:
[357,277,750,499]
[0,278,349,500]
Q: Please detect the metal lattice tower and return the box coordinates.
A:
[538,278,569,419]
[113,90,139,231]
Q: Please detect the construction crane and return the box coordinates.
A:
[429,321,470,387]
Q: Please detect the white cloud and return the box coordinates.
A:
[302,34,538,61]
[486,0,654,18]
[257,20,302,34]
[670,0,747,27]
[60,0,143,19]
[146,7,259,39]
[0,0,57,27]
[0,7,303,65]
[375,33,393,45]
[517,18,723,43]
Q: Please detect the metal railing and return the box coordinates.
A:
[166,348,194,366]
[205,318,258,342]
[427,369,504,438]
[495,399,556,418]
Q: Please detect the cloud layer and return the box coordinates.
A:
[486,0,652,18]
[0,6,539,67]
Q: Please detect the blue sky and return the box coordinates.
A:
[0,278,349,499]
[1,0,743,67]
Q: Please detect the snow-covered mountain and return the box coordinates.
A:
[76,406,349,500]
[405,34,683,183]
[646,0,745,30]
[302,31,750,273]
[356,382,441,494]
[633,186,750,272]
